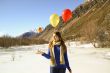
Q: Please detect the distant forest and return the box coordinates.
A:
[0,35,48,48]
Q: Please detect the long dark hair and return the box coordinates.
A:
[49,31,67,52]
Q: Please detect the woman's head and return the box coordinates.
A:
[52,31,62,42]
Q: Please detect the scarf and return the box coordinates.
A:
[50,41,65,66]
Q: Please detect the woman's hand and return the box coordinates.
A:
[36,50,44,54]
[69,69,72,73]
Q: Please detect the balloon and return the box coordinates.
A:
[50,14,60,27]
[37,27,43,33]
[62,9,72,22]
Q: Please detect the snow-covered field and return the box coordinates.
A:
[0,42,110,73]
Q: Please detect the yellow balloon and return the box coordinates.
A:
[50,14,60,27]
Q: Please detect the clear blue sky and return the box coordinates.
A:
[0,0,84,37]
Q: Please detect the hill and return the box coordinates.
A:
[36,0,110,47]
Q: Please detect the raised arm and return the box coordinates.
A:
[42,49,51,59]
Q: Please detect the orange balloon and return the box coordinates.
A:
[37,27,43,33]
[62,9,72,23]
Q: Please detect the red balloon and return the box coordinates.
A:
[62,9,72,23]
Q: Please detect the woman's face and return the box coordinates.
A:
[53,34,60,42]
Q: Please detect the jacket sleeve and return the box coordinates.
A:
[64,51,71,71]
[42,49,51,59]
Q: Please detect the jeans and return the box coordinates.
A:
[50,67,66,73]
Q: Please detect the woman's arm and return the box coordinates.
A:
[64,51,71,72]
[42,49,51,59]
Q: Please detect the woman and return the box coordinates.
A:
[36,31,72,73]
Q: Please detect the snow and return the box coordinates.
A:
[66,41,95,48]
[0,42,110,73]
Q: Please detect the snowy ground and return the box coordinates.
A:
[0,42,110,73]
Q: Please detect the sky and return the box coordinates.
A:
[0,0,84,37]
